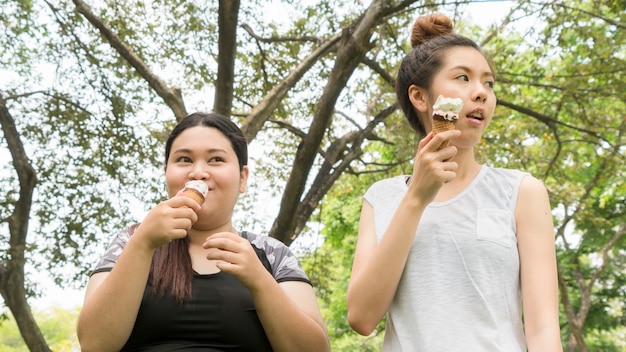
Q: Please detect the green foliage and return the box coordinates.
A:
[301,174,386,351]
[0,306,80,351]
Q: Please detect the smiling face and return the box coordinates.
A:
[410,46,496,150]
[165,126,248,230]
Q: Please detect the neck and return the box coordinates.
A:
[187,223,238,245]
[450,147,481,181]
[433,148,481,202]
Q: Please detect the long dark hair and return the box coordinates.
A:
[150,112,248,302]
[396,14,492,137]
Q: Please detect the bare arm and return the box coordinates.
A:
[346,197,426,335]
[77,197,199,352]
[516,176,563,351]
[255,279,329,352]
[346,130,460,335]
[76,240,154,352]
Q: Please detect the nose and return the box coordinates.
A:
[189,162,209,180]
[473,83,488,103]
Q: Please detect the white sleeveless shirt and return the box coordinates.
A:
[364,166,528,352]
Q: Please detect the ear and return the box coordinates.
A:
[408,85,430,113]
[239,165,250,193]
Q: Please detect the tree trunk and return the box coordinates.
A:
[0,93,50,351]
[0,266,51,352]
[269,0,404,245]
[214,0,240,117]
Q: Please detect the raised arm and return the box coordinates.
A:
[347,130,459,335]
[515,175,563,351]
[77,197,199,352]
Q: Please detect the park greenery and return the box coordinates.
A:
[1,0,624,351]
[0,307,80,351]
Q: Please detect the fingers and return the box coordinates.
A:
[169,195,202,212]
[169,217,195,233]
[158,197,200,228]
[408,131,461,203]
[418,152,457,182]
[417,131,435,151]
[152,203,198,230]
[417,130,460,166]
[202,233,263,281]
[202,232,245,254]
[439,162,458,183]
[134,198,200,249]
[420,130,461,153]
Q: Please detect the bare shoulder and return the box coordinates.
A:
[515,174,554,239]
[515,174,553,224]
[520,174,548,194]
[517,174,550,207]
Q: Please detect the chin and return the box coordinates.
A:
[451,141,475,150]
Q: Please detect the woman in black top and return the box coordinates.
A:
[77,112,329,352]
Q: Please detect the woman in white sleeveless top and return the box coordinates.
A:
[347,13,562,352]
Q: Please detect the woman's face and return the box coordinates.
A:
[419,46,497,149]
[165,126,248,230]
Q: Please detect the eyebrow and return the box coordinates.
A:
[171,148,228,155]
[453,65,495,80]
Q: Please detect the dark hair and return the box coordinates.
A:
[151,112,248,302]
[164,112,248,170]
[396,14,490,137]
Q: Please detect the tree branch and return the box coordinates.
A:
[241,23,322,44]
[239,29,341,143]
[70,0,187,120]
[0,93,37,251]
[289,104,397,243]
[497,99,604,142]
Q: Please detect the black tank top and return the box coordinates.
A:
[121,271,273,351]
[92,230,311,351]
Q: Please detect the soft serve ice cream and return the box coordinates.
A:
[432,95,463,149]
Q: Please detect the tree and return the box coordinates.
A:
[1,0,624,350]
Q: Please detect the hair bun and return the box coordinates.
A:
[410,13,455,48]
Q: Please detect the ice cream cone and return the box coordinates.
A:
[182,188,205,205]
[181,180,209,205]
[432,118,456,149]
[431,95,463,150]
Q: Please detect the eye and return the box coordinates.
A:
[456,75,469,82]
[176,156,192,163]
[208,156,225,163]
[485,80,495,88]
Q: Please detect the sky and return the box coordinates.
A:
[3,0,522,312]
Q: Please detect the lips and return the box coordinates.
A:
[466,111,484,121]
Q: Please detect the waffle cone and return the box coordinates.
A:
[432,118,456,149]
[182,189,205,205]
